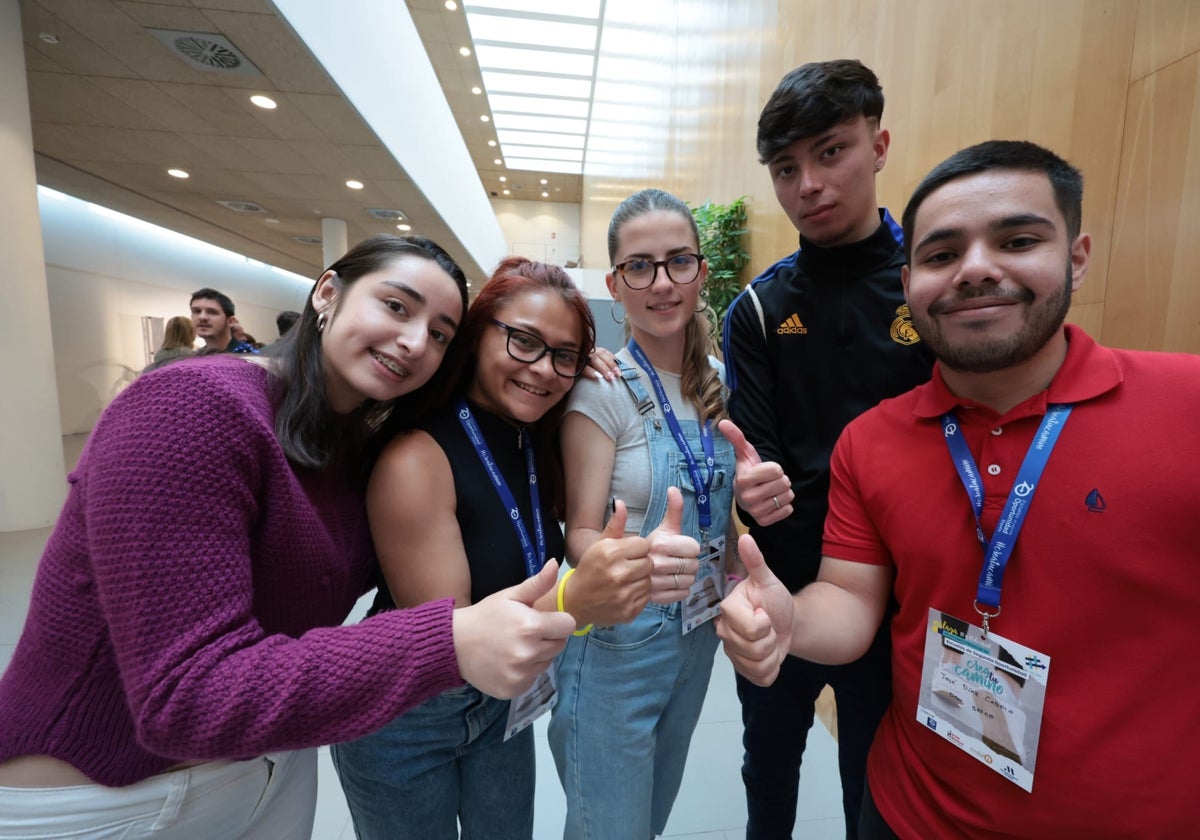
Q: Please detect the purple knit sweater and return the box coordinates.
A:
[0,357,463,787]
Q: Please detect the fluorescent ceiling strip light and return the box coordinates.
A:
[504,157,582,174]
[465,0,601,17]
[489,95,590,118]
[466,13,597,51]
[475,44,595,76]
[481,71,592,98]
[492,112,586,133]
[496,129,586,148]
[500,145,582,161]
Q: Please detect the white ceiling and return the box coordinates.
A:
[18,0,583,279]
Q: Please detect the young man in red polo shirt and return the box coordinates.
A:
[718,140,1200,838]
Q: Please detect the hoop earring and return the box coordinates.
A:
[316,311,328,333]
[695,290,710,313]
[610,300,626,325]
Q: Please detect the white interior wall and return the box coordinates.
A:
[490,199,582,269]
[39,188,313,435]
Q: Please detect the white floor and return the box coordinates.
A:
[311,617,845,840]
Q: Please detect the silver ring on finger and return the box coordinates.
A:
[673,573,679,589]
[676,556,686,575]
[772,495,781,511]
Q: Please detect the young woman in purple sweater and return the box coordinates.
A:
[0,235,576,839]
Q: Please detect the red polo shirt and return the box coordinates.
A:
[824,325,1200,838]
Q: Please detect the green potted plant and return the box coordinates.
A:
[691,197,749,331]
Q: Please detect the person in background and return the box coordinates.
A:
[333,257,659,839]
[718,140,1200,839]
[0,235,576,840]
[719,60,934,839]
[277,310,301,338]
[229,319,264,350]
[145,315,196,371]
[189,287,257,354]
[549,188,739,839]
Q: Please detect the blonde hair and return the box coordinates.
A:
[161,316,195,351]
[609,189,727,424]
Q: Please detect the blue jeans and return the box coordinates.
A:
[330,685,534,840]
[549,604,718,839]
[737,623,891,840]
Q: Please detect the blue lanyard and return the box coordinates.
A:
[941,404,1072,624]
[626,341,715,533]
[455,397,546,578]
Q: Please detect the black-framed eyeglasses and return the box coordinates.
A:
[490,319,586,378]
[612,253,703,289]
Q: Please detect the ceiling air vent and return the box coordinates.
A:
[147,29,261,76]
[291,236,322,245]
[368,208,408,221]
[217,200,268,214]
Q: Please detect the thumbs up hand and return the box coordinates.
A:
[645,486,701,604]
[718,419,794,527]
[454,559,576,698]
[563,499,653,627]
[715,534,795,686]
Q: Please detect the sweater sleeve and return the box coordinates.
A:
[80,363,462,761]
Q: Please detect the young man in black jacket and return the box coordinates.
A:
[720,60,933,839]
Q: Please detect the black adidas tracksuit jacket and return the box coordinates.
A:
[722,209,935,593]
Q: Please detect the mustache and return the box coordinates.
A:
[928,286,1033,315]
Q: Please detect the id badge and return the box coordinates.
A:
[917,608,1050,791]
[682,535,725,635]
[503,666,556,742]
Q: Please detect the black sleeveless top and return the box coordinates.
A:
[370,396,565,612]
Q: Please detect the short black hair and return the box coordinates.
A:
[757,59,884,164]
[901,140,1084,263]
[190,288,235,317]
[276,310,300,336]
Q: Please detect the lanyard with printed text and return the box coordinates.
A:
[941,404,1072,635]
[626,340,715,533]
[455,397,546,578]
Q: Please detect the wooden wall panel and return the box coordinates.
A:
[580,0,1198,355]
[1104,51,1200,352]
[1131,0,1200,80]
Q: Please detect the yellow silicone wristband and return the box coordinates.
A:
[556,568,593,636]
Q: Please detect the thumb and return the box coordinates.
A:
[718,418,760,467]
[657,486,685,535]
[509,558,560,606]
[739,533,778,588]
[601,499,629,539]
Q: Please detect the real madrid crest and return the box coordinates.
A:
[890,304,921,345]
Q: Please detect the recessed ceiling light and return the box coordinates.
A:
[499,176,507,182]
[494,158,502,165]
[345,179,364,190]
[541,191,550,198]
[480,115,490,122]
[397,223,412,231]
[471,86,482,95]
[265,218,280,224]
[250,94,277,109]
[502,189,510,195]
[167,168,189,179]
[540,178,548,185]
[445,0,458,8]
[487,140,497,147]
[459,46,471,57]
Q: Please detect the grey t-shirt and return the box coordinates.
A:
[565,347,700,537]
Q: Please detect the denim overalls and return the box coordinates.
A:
[549,357,735,840]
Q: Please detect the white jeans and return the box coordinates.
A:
[0,749,316,839]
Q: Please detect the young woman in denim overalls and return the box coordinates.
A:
[550,189,740,838]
